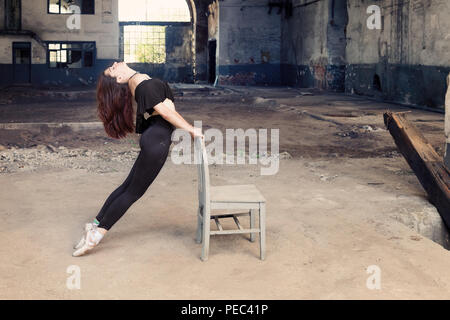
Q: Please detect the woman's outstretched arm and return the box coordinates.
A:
[154,99,203,139]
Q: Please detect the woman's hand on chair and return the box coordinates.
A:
[190,127,204,140]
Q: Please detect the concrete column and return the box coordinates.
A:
[445,73,450,169]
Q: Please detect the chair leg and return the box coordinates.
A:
[201,210,210,261]
[249,209,256,242]
[196,206,202,244]
[259,202,266,260]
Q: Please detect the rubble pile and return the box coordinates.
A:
[0,145,140,174]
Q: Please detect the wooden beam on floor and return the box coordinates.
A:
[384,111,450,227]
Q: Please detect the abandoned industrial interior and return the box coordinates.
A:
[0,0,449,299]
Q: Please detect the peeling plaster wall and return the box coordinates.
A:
[281,0,450,107]
[194,0,210,82]
[21,0,119,61]
[0,35,45,64]
[208,0,219,40]
[281,0,348,91]
[218,0,281,85]
[0,0,120,86]
[345,0,450,109]
[0,0,119,61]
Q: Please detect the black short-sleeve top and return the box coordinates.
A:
[134,77,175,134]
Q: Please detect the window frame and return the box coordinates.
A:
[123,24,168,64]
[119,21,190,64]
[5,0,22,30]
[47,0,95,15]
[46,41,97,69]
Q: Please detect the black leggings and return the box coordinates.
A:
[96,115,175,230]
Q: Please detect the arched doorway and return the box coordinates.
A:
[118,0,195,83]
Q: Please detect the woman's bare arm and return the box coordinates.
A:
[153,100,203,139]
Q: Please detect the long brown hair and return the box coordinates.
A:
[96,72,135,139]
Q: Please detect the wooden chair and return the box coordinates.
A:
[194,136,266,261]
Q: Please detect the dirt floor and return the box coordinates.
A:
[1,85,449,299]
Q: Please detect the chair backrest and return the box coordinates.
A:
[195,137,210,209]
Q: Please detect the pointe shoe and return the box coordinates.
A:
[72,225,104,257]
[73,223,94,249]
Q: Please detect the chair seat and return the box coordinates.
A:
[210,184,266,203]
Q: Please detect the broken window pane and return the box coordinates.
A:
[47,42,95,68]
[60,50,68,63]
[69,43,82,49]
[49,0,95,14]
[84,51,93,67]
[66,0,94,14]
[49,51,57,68]
[68,50,82,68]
[49,0,60,13]
[60,0,71,14]
[81,0,95,14]
[83,43,95,51]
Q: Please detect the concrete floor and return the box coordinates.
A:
[0,86,449,299]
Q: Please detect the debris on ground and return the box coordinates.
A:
[278,151,292,160]
[297,92,314,96]
[319,174,338,182]
[0,146,140,174]
[252,97,277,107]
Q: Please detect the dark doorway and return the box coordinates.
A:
[208,39,216,84]
[13,42,31,84]
[5,0,21,30]
[373,74,382,91]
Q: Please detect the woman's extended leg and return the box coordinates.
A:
[73,117,173,256]
[73,156,141,250]
[96,118,173,230]
[94,153,142,223]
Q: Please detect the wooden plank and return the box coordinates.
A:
[196,206,202,244]
[210,228,261,236]
[259,202,266,260]
[211,202,260,210]
[384,111,450,227]
[210,211,250,218]
[250,209,256,242]
[214,217,223,231]
[233,216,243,230]
[210,184,266,202]
[445,73,450,169]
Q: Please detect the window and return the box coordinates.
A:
[48,42,96,68]
[5,0,22,30]
[119,0,192,64]
[48,0,95,14]
[124,25,166,63]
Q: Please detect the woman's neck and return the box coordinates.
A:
[128,73,151,97]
